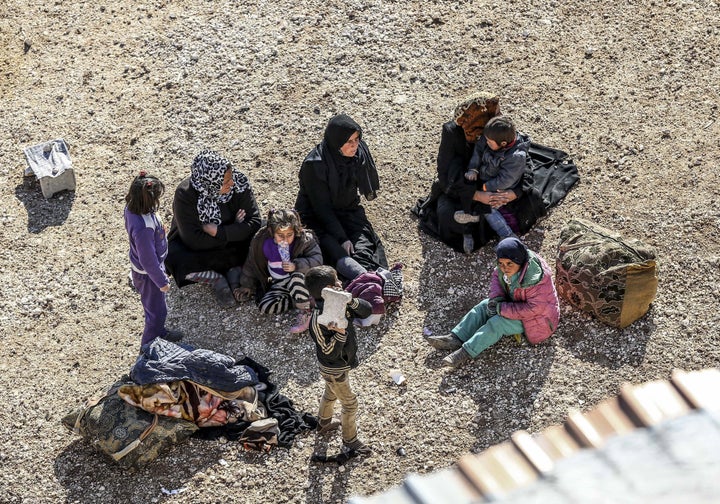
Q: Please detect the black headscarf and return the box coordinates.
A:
[324,114,363,152]
[495,237,529,266]
[319,114,379,201]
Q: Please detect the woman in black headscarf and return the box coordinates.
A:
[295,114,388,281]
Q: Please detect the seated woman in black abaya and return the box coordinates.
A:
[415,93,546,253]
[165,149,262,305]
[295,114,388,281]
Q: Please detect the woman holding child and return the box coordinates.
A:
[165,149,261,306]
[417,92,544,253]
[295,114,388,281]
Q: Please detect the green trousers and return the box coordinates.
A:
[451,299,525,358]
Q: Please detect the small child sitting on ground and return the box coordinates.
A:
[425,237,559,367]
[305,265,373,455]
[236,209,322,333]
[454,116,531,250]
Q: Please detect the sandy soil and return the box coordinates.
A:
[1,0,719,502]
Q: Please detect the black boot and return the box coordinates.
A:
[442,347,472,368]
[425,333,463,351]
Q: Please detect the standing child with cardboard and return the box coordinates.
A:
[304,265,373,455]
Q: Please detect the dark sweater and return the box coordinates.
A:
[167,177,261,251]
[308,297,372,375]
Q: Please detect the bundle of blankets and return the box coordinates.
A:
[345,264,404,326]
[63,339,317,468]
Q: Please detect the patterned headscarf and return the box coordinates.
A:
[453,92,501,142]
[190,149,250,225]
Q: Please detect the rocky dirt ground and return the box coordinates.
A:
[1,0,719,502]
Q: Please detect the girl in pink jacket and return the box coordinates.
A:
[426,237,560,368]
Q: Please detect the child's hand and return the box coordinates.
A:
[464,169,478,181]
[160,284,171,293]
[234,287,254,302]
[282,261,296,272]
[327,321,346,334]
[487,296,503,316]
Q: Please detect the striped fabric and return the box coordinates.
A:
[258,272,309,314]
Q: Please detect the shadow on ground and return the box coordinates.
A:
[555,306,653,369]
[416,226,557,452]
[14,178,75,233]
[54,438,229,503]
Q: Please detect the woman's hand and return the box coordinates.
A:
[472,191,493,205]
[341,240,355,256]
[235,209,246,223]
[282,261,297,272]
[202,223,218,236]
[488,190,518,208]
[234,287,254,302]
[473,190,518,209]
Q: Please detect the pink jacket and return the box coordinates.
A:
[489,251,560,344]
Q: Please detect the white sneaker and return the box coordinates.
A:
[454,211,481,224]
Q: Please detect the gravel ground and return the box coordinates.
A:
[1,1,720,502]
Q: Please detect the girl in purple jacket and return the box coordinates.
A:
[425,237,560,367]
[124,172,183,346]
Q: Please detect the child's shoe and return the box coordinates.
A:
[454,211,481,224]
[162,329,184,342]
[462,233,475,254]
[290,309,311,334]
[343,439,372,456]
[317,418,341,435]
[425,332,463,351]
[442,347,472,368]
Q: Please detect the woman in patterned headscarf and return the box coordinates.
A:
[166,149,261,305]
[295,114,388,281]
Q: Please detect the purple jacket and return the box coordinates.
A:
[489,250,560,344]
[346,272,386,314]
[124,207,169,289]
